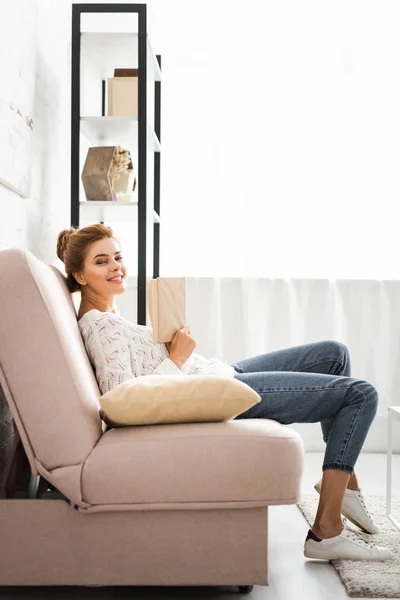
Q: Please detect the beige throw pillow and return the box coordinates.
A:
[99,374,261,427]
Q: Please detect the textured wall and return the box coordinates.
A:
[0,0,71,478]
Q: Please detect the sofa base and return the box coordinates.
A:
[0,499,268,587]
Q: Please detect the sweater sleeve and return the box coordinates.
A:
[152,356,184,376]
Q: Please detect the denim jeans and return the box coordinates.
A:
[231,340,378,475]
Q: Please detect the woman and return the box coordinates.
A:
[57,224,392,562]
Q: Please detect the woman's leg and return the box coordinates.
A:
[232,369,377,477]
[312,470,351,538]
[231,341,378,538]
[232,340,361,490]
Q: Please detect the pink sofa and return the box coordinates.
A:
[0,248,304,590]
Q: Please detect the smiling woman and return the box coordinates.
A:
[75,238,127,320]
[56,224,127,320]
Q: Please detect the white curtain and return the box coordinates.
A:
[183,277,400,418]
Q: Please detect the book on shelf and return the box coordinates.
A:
[146,277,186,343]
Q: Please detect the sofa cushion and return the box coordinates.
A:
[81,418,304,507]
[99,374,261,427]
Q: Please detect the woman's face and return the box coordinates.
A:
[75,237,128,296]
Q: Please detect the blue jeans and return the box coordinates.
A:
[231,340,378,476]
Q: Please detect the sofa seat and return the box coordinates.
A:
[81,418,304,508]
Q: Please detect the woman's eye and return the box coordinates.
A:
[96,256,123,265]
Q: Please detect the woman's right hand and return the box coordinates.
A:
[168,325,196,368]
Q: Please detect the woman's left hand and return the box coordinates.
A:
[165,326,191,354]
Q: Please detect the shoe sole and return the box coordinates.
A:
[304,550,390,561]
[314,484,378,535]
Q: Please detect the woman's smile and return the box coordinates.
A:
[107,275,124,283]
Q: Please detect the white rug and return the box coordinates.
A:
[297,494,400,598]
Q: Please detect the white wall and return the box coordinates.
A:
[0,0,38,254]
[145,0,400,280]
[0,0,72,274]
[5,0,400,276]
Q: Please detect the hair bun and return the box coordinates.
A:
[56,227,77,263]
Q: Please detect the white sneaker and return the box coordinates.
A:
[314,479,380,534]
[304,521,393,561]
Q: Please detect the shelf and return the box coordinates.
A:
[80,117,161,152]
[72,4,162,324]
[80,201,138,206]
[80,201,161,224]
[81,33,161,82]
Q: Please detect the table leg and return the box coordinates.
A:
[387,407,400,531]
[386,407,392,516]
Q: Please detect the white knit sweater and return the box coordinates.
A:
[78,309,236,395]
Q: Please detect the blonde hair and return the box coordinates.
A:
[56,224,118,293]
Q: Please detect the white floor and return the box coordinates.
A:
[263,452,400,600]
[0,452,398,599]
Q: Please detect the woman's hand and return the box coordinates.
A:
[167,326,196,368]
[165,326,191,354]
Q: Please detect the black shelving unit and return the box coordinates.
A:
[71,3,161,325]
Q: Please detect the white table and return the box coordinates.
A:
[386,405,400,531]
